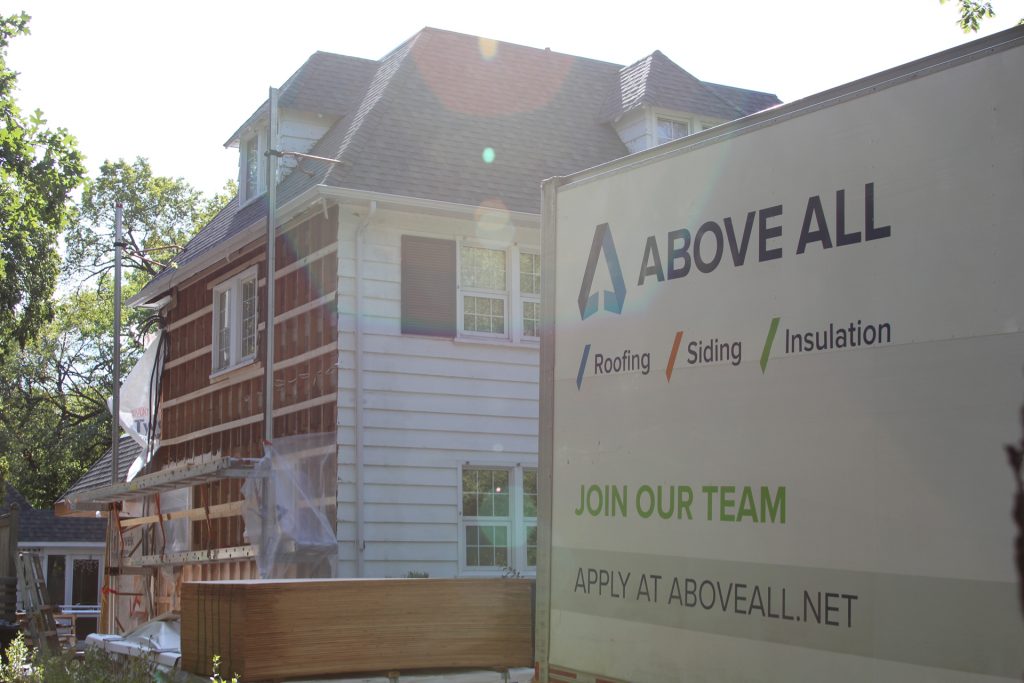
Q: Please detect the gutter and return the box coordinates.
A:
[129,183,541,309]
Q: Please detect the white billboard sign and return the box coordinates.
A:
[544,35,1024,682]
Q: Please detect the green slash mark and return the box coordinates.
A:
[760,317,780,374]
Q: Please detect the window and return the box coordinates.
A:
[460,245,507,336]
[461,465,537,574]
[657,117,690,145]
[241,129,267,203]
[211,267,258,373]
[457,242,539,342]
[399,236,540,344]
[519,251,540,339]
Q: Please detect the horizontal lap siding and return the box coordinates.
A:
[337,218,539,578]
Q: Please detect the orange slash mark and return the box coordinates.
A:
[666,330,684,382]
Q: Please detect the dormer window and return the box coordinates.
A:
[240,130,267,204]
[656,117,690,145]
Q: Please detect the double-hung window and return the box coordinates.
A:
[459,244,508,338]
[456,241,540,343]
[460,465,537,574]
[211,267,258,373]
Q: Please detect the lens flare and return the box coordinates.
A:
[482,147,496,164]
[474,198,512,239]
[478,37,498,61]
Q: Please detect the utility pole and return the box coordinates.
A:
[106,202,123,632]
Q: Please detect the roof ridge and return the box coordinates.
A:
[414,25,625,69]
[647,50,743,117]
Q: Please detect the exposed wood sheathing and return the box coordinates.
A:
[121,206,340,618]
[180,578,534,680]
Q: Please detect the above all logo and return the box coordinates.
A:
[578,223,627,320]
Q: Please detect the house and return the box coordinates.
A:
[4,479,113,642]
[58,27,779,628]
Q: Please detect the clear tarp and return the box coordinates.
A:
[106,331,164,482]
[241,432,338,578]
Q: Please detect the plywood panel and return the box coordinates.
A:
[180,578,533,680]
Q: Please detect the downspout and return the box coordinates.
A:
[354,200,376,577]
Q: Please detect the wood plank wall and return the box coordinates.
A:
[141,205,340,600]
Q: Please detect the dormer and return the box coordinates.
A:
[606,50,778,153]
[224,51,379,205]
[237,125,269,205]
[615,107,726,154]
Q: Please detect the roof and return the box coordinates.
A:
[704,81,782,117]
[61,436,139,501]
[136,27,780,305]
[605,50,759,122]
[135,193,267,303]
[5,485,105,544]
[226,51,378,146]
[277,28,631,212]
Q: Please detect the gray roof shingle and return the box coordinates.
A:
[603,50,774,122]
[5,486,106,545]
[227,51,378,146]
[136,27,780,305]
[62,436,139,500]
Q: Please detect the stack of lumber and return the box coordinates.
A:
[181,577,533,680]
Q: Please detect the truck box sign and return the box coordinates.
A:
[538,28,1024,683]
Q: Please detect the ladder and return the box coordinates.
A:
[15,552,61,656]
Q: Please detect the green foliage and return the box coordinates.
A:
[0,633,162,682]
[0,282,133,506]
[210,654,240,683]
[64,158,227,291]
[0,155,232,506]
[0,13,87,360]
[941,0,997,31]
[0,634,40,682]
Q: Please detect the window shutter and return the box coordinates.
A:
[401,235,456,337]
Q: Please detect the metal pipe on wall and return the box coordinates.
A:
[263,87,280,448]
[353,200,376,577]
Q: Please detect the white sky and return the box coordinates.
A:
[7,0,1020,197]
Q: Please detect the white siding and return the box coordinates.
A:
[279,110,334,179]
[336,208,540,578]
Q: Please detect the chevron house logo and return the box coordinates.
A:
[578,223,627,320]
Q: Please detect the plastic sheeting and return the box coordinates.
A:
[86,613,181,670]
[241,433,338,578]
[106,331,164,482]
[153,488,190,555]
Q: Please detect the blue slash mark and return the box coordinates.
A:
[577,344,591,390]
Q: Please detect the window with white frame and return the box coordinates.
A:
[461,465,537,574]
[211,267,258,373]
[241,129,267,204]
[457,242,539,343]
[519,251,540,339]
[460,244,507,337]
[656,116,691,145]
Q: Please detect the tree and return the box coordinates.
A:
[64,157,235,291]
[942,0,1023,30]
[1,160,233,506]
[942,0,997,31]
[0,287,120,505]
[0,13,86,359]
